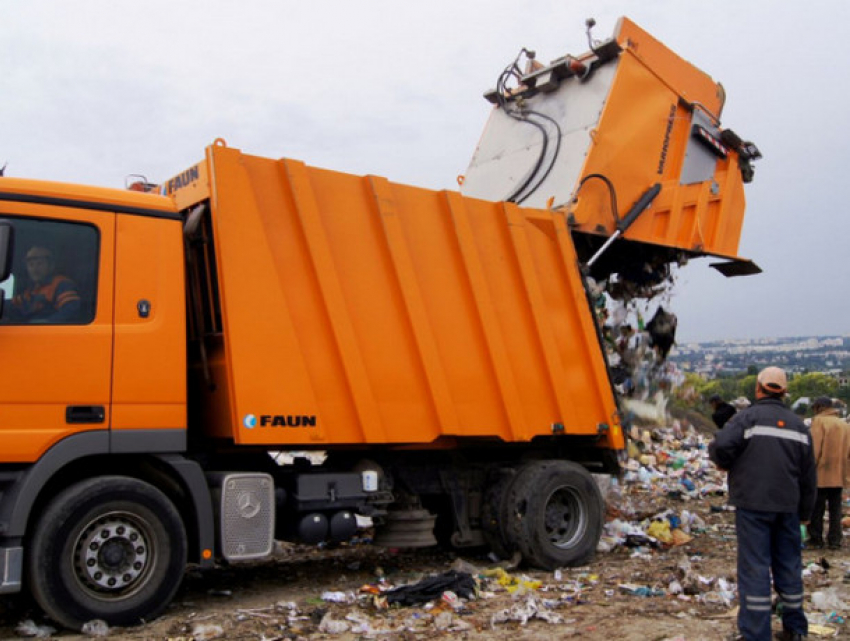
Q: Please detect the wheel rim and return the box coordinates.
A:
[73,511,157,600]
[543,485,586,549]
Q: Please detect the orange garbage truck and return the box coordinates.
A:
[0,17,759,628]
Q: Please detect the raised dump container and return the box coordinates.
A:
[460,17,760,277]
[188,142,623,451]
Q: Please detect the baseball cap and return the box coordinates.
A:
[757,366,787,393]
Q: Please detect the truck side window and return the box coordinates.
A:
[0,219,99,325]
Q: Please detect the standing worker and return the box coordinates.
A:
[807,396,850,550]
[709,366,817,641]
[709,394,737,429]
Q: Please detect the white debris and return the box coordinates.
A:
[81,619,109,637]
[433,610,453,631]
[318,613,350,633]
[811,587,850,611]
[15,620,56,638]
[344,612,375,635]
[191,622,225,640]
[491,596,564,626]
[321,590,355,603]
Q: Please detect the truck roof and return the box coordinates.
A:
[0,177,179,219]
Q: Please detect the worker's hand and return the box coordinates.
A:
[801,520,810,526]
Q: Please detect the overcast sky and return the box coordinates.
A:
[1,1,846,343]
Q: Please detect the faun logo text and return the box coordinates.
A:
[243,414,317,429]
[164,165,201,195]
[657,104,677,175]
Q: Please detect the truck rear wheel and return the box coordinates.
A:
[28,476,187,630]
[481,466,525,560]
[503,461,602,569]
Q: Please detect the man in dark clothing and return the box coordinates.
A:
[709,366,817,641]
[709,394,737,429]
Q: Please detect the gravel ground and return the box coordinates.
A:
[3,424,850,640]
[2,491,849,640]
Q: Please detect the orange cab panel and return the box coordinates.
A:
[0,200,115,462]
[111,214,187,431]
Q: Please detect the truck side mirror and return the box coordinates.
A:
[0,221,13,283]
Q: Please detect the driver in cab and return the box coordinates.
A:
[10,246,81,323]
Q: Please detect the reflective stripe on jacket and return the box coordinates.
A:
[13,275,80,319]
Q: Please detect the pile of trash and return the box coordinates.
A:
[599,422,727,552]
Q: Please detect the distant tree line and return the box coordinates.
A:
[674,368,845,418]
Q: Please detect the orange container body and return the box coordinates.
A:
[192,144,622,450]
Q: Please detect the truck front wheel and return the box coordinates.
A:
[28,476,187,630]
[504,461,602,569]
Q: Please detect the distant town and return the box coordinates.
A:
[670,335,850,382]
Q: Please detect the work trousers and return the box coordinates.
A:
[735,508,807,640]
[808,487,843,547]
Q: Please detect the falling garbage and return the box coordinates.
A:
[646,306,678,360]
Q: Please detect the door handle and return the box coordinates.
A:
[66,405,105,424]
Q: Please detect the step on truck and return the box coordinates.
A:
[0,17,759,629]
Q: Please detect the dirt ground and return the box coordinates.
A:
[2,490,849,641]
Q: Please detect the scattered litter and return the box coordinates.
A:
[15,620,56,638]
[81,619,109,637]
[808,623,839,637]
[449,557,482,575]
[321,590,355,603]
[811,588,850,611]
[344,611,375,635]
[433,610,453,631]
[491,595,564,626]
[827,612,845,624]
[618,583,665,597]
[318,613,349,634]
[190,623,224,640]
[441,590,462,610]
[384,570,477,606]
[483,566,542,594]
[234,606,277,620]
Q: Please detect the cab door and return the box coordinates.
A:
[0,206,114,462]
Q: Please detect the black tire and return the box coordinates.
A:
[27,476,187,630]
[503,461,602,569]
[480,467,523,560]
